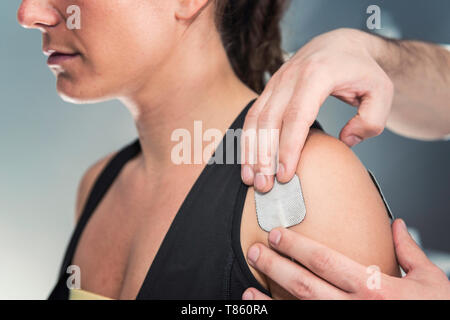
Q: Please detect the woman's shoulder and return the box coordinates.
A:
[74,138,142,222]
[241,128,400,297]
[285,129,397,274]
[301,127,357,163]
[74,150,119,223]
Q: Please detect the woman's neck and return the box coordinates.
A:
[120,25,257,177]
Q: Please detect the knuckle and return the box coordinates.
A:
[283,107,314,126]
[299,61,316,79]
[310,248,333,274]
[245,107,260,122]
[300,55,326,77]
[368,120,385,136]
[258,251,274,275]
[360,117,385,136]
[257,109,278,127]
[291,275,314,299]
[278,67,297,83]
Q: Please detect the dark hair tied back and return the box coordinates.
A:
[215,0,290,93]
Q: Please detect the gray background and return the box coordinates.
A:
[1,0,449,299]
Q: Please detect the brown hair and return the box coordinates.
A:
[214,0,290,93]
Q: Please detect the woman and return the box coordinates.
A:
[18,0,400,300]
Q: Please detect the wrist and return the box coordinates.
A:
[361,31,400,77]
[334,28,390,67]
[360,31,389,65]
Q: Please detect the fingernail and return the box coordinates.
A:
[242,165,254,183]
[346,135,362,147]
[242,290,254,300]
[269,229,281,246]
[247,245,260,265]
[277,163,285,178]
[254,173,266,190]
[399,219,407,231]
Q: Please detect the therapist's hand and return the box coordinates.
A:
[242,219,450,300]
[241,28,394,193]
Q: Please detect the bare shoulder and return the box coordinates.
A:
[74,151,118,223]
[241,129,400,298]
[290,128,399,275]
[264,129,401,299]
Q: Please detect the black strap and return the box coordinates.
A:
[58,139,141,278]
[367,169,394,220]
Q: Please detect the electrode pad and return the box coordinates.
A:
[254,174,306,232]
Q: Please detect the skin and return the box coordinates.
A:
[242,28,450,299]
[18,0,257,299]
[19,1,401,299]
[244,220,450,300]
[240,129,401,299]
[242,28,450,192]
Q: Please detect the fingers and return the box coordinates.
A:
[241,85,273,186]
[241,64,331,191]
[247,243,349,299]
[276,72,333,183]
[252,75,297,193]
[242,288,272,300]
[266,228,368,293]
[392,219,433,273]
[242,52,394,190]
[339,74,394,147]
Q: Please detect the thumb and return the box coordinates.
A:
[339,91,390,147]
[392,219,432,274]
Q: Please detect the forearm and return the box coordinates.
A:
[367,32,450,140]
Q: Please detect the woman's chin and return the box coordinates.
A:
[56,77,109,104]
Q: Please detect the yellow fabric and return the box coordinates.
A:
[69,289,113,300]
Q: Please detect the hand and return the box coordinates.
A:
[242,219,450,300]
[241,28,394,193]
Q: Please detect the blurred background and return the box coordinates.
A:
[1,0,449,299]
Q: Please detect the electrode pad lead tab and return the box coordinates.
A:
[254,174,306,232]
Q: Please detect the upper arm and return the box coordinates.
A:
[269,129,400,298]
[74,151,117,223]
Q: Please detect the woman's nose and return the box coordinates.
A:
[17,0,61,30]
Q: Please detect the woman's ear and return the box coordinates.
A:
[175,0,211,21]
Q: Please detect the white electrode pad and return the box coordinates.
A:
[254,174,306,232]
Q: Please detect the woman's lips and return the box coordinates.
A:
[47,52,80,65]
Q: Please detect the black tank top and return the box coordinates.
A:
[47,98,385,300]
